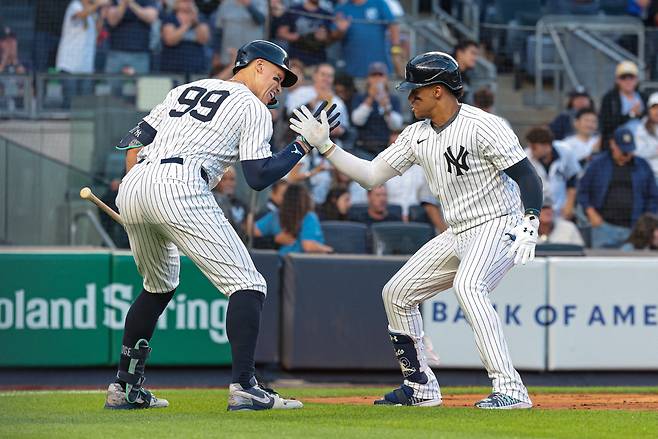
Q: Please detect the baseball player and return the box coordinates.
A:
[289,52,543,409]
[103,40,339,411]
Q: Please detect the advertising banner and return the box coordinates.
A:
[422,260,548,370]
[0,250,111,366]
[547,257,658,370]
[109,251,232,366]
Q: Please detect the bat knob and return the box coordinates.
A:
[80,187,92,199]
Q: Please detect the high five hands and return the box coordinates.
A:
[289,101,341,155]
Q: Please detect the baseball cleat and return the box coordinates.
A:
[104,383,169,409]
[373,384,442,407]
[227,378,303,411]
[474,392,532,410]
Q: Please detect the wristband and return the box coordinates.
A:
[295,136,312,154]
[524,208,540,218]
[391,45,402,55]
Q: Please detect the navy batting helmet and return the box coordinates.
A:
[396,52,463,94]
[233,40,298,88]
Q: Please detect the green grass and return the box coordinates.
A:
[0,387,657,439]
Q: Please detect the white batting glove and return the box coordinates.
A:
[504,214,539,265]
[289,106,334,154]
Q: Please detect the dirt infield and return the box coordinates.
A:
[304,393,658,410]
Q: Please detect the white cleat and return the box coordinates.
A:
[227,378,303,411]
[104,383,169,410]
[474,392,532,410]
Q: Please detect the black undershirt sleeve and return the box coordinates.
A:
[503,158,543,216]
[241,140,307,191]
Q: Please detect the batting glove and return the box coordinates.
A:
[289,105,339,155]
[503,214,539,265]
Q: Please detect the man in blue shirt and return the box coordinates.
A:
[331,0,401,78]
[276,0,333,67]
[106,0,158,74]
[578,126,658,248]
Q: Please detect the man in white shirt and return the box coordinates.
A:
[538,198,585,246]
[560,108,601,166]
[285,63,349,139]
[56,0,106,107]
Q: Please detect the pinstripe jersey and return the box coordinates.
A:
[379,104,526,234]
[137,78,273,188]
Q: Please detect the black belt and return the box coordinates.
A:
[139,157,208,183]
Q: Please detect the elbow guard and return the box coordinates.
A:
[116,120,157,150]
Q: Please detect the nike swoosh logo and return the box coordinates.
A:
[238,390,272,405]
[417,138,428,144]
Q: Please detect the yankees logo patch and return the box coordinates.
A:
[291,145,303,156]
[444,145,469,175]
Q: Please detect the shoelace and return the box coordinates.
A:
[260,386,280,397]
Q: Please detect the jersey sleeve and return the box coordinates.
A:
[478,116,527,171]
[239,98,274,161]
[377,125,419,175]
[142,87,177,130]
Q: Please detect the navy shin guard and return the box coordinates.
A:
[389,332,428,384]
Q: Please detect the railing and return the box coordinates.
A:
[534,15,645,107]
[70,210,117,249]
[0,73,33,118]
[431,0,480,42]
[0,72,190,120]
[0,135,110,246]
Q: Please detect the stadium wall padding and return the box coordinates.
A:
[0,249,657,370]
[280,254,405,370]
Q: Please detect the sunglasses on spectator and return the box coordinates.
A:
[618,74,637,80]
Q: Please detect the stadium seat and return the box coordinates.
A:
[577,225,593,248]
[408,204,430,223]
[347,204,403,222]
[535,243,585,256]
[321,221,368,254]
[370,222,435,255]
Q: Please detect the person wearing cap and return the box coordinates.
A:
[634,91,658,182]
[351,61,403,159]
[577,126,658,248]
[538,196,585,246]
[549,87,595,140]
[599,60,647,150]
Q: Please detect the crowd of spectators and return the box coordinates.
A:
[539,60,658,250]
[5,1,658,254]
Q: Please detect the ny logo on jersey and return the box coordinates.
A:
[444,145,470,176]
[291,145,303,156]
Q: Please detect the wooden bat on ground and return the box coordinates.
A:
[79,187,124,226]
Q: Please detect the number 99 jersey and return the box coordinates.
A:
[114,78,271,296]
[138,79,273,189]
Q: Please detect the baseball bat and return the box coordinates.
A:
[79,187,124,226]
